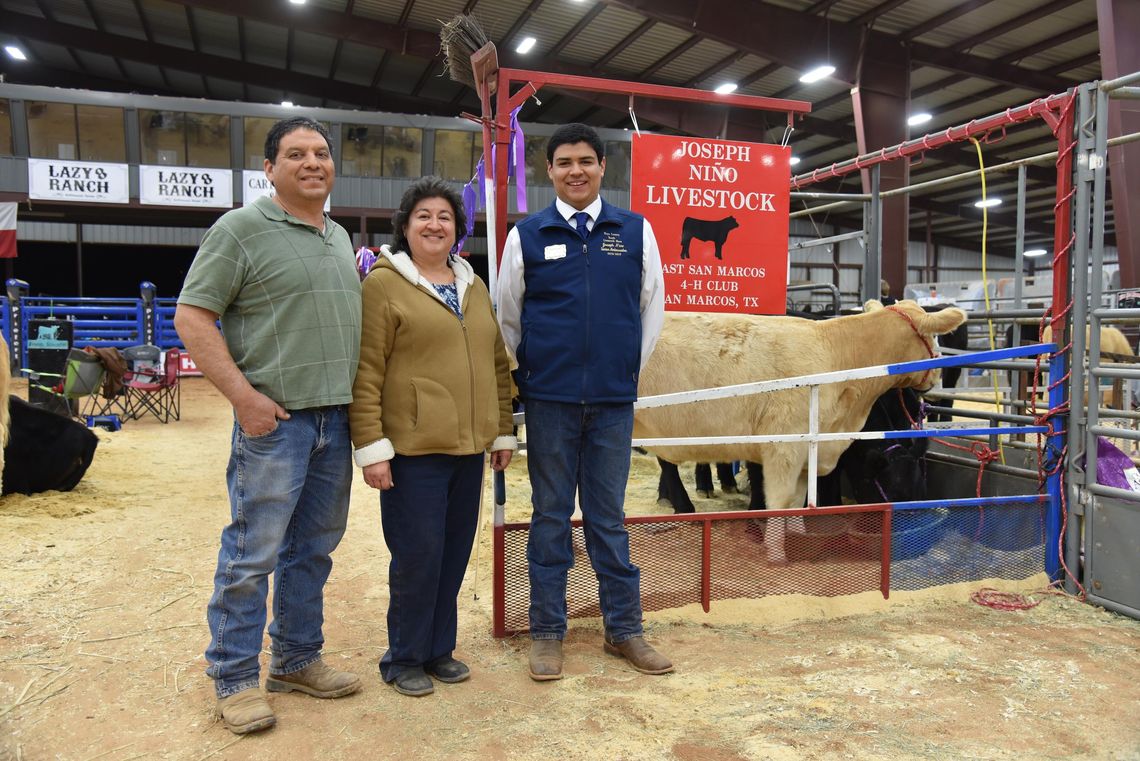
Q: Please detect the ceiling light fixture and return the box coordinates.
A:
[281,100,295,107]
[908,112,932,126]
[516,37,537,54]
[714,83,738,95]
[789,156,801,166]
[289,0,306,5]
[799,65,835,84]
[5,46,27,61]
[974,198,1002,208]
[1023,248,1048,258]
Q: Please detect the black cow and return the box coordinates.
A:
[2,396,99,495]
[820,387,927,505]
[680,215,739,260]
[694,462,738,497]
[655,388,926,513]
[658,459,764,513]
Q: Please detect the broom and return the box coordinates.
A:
[439,14,498,94]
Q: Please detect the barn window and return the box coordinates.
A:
[27,102,125,162]
[433,129,480,182]
[139,111,230,168]
[341,124,422,178]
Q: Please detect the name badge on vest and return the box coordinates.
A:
[544,244,567,260]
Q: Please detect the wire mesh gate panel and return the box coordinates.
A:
[494,499,1046,636]
[495,504,888,637]
[889,500,1046,591]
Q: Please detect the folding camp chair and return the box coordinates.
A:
[62,348,106,418]
[22,347,106,420]
[123,347,181,423]
[82,346,132,421]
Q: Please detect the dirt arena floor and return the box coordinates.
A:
[2,377,1139,761]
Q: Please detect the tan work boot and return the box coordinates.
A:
[216,688,276,734]
[265,659,361,698]
[528,639,563,681]
[603,635,674,675]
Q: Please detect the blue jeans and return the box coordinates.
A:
[205,407,352,698]
[378,453,484,682]
[524,399,643,643]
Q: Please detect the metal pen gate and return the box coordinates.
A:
[493,344,1055,637]
[1065,74,1140,619]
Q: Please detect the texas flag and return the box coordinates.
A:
[0,202,16,259]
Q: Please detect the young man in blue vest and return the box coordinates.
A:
[496,123,670,680]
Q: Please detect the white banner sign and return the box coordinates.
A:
[140,165,233,208]
[28,158,129,204]
[242,169,330,211]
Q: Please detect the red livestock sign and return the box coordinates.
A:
[630,134,791,314]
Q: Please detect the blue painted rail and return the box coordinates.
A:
[3,281,191,370]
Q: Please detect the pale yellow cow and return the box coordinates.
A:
[1041,324,1136,408]
[1041,324,1134,359]
[636,300,967,562]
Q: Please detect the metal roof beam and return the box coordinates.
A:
[4,63,183,98]
[549,5,606,57]
[909,196,1053,239]
[3,11,455,116]
[899,0,1000,41]
[596,19,655,69]
[683,51,748,88]
[163,0,441,59]
[640,35,701,79]
[499,0,546,51]
[601,0,1075,93]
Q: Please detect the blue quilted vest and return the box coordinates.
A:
[514,200,644,403]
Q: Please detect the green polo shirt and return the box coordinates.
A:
[178,195,362,409]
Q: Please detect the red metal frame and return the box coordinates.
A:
[487,68,811,272]
[483,74,1081,639]
[1049,97,1078,345]
[790,92,1075,190]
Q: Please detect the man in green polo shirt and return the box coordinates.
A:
[175,116,363,735]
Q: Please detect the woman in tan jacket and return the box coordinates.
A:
[349,176,515,697]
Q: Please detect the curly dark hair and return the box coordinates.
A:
[391,176,467,257]
[264,117,331,163]
[546,122,605,164]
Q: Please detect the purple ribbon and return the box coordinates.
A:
[487,106,528,213]
[459,158,485,253]
[458,107,528,252]
[509,106,527,213]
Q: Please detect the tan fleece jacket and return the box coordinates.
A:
[349,246,516,466]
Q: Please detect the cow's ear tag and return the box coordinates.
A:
[544,244,567,260]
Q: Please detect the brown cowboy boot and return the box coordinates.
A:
[603,636,674,675]
[216,688,276,734]
[528,639,563,681]
[265,659,361,698]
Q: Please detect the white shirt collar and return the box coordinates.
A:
[555,196,602,224]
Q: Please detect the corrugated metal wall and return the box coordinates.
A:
[18,221,208,246]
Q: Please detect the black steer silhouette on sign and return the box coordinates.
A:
[680,215,740,260]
